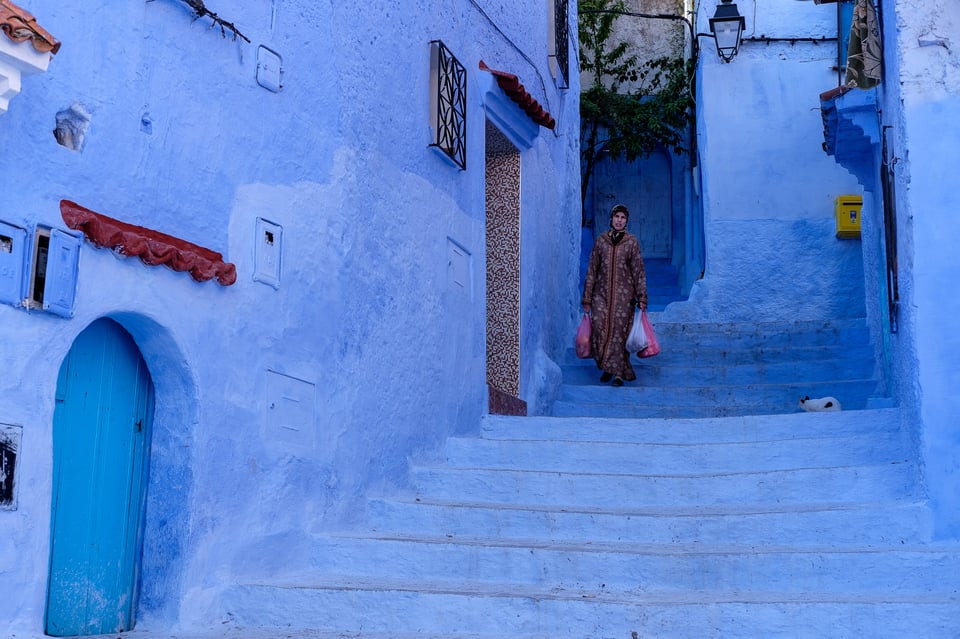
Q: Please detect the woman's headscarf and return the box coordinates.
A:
[609,204,629,243]
[610,204,629,225]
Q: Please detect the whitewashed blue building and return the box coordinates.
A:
[0,0,581,635]
[688,0,960,540]
[1,0,959,637]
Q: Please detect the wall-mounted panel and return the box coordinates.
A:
[254,217,282,288]
[0,221,27,307]
[263,369,316,452]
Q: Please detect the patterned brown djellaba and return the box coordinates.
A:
[582,229,648,381]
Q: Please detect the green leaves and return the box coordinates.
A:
[578,0,694,224]
[579,0,639,90]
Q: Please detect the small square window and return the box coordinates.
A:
[429,40,467,170]
[26,226,80,317]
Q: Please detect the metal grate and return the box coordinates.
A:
[430,40,467,170]
[553,0,570,87]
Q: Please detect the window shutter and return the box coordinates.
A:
[42,229,81,317]
[0,221,28,307]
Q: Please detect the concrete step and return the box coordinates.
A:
[564,356,876,386]
[560,379,879,405]
[290,536,960,596]
[551,401,887,419]
[478,410,900,443]
[363,498,933,546]
[639,317,871,350]
[551,379,881,418]
[408,461,919,508]
[568,341,875,366]
[221,574,960,638]
[439,431,907,475]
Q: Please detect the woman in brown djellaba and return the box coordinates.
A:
[581,203,648,386]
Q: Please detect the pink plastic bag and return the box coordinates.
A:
[637,310,660,358]
[575,313,592,359]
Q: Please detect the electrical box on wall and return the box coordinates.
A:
[256,45,283,93]
[253,217,282,288]
[263,369,316,452]
[835,195,862,239]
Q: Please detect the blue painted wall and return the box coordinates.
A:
[890,4,960,536]
[0,0,581,633]
[821,0,960,538]
[669,2,865,323]
[687,0,960,538]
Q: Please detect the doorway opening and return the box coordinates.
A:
[484,120,526,415]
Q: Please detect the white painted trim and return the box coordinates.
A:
[0,36,53,114]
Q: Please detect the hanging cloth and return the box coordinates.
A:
[845,0,882,89]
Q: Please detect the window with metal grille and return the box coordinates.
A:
[429,40,467,170]
[550,0,570,88]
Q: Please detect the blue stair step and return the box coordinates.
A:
[480,410,899,442]
[439,431,906,475]
[564,357,876,386]
[364,497,932,546]
[407,462,918,508]
[551,380,880,418]
[222,582,960,638]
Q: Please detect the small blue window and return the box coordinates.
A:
[0,221,28,308]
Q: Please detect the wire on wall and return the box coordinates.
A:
[467,0,561,137]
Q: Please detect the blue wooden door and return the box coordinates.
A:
[46,318,154,636]
[594,151,672,259]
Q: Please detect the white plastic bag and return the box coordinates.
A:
[625,308,648,352]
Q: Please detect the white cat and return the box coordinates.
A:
[799,395,842,412]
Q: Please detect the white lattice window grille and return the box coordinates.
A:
[429,40,467,170]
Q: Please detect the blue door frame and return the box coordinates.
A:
[46,318,154,636]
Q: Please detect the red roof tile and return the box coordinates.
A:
[0,1,60,54]
[479,60,555,130]
[60,200,237,286]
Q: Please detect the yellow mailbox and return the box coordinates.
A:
[835,195,862,239]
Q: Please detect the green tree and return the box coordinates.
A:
[579,0,694,226]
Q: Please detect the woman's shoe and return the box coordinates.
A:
[599,372,613,383]
[611,377,624,387]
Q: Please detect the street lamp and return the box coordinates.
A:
[709,0,746,62]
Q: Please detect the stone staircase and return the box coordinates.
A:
[220,317,960,638]
[643,258,686,312]
[554,316,884,418]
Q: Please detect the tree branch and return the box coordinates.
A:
[179,0,251,43]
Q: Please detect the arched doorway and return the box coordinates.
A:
[45,318,155,636]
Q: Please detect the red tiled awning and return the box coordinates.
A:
[60,200,237,286]
[479,60,555,130]
[0,0,60,54]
